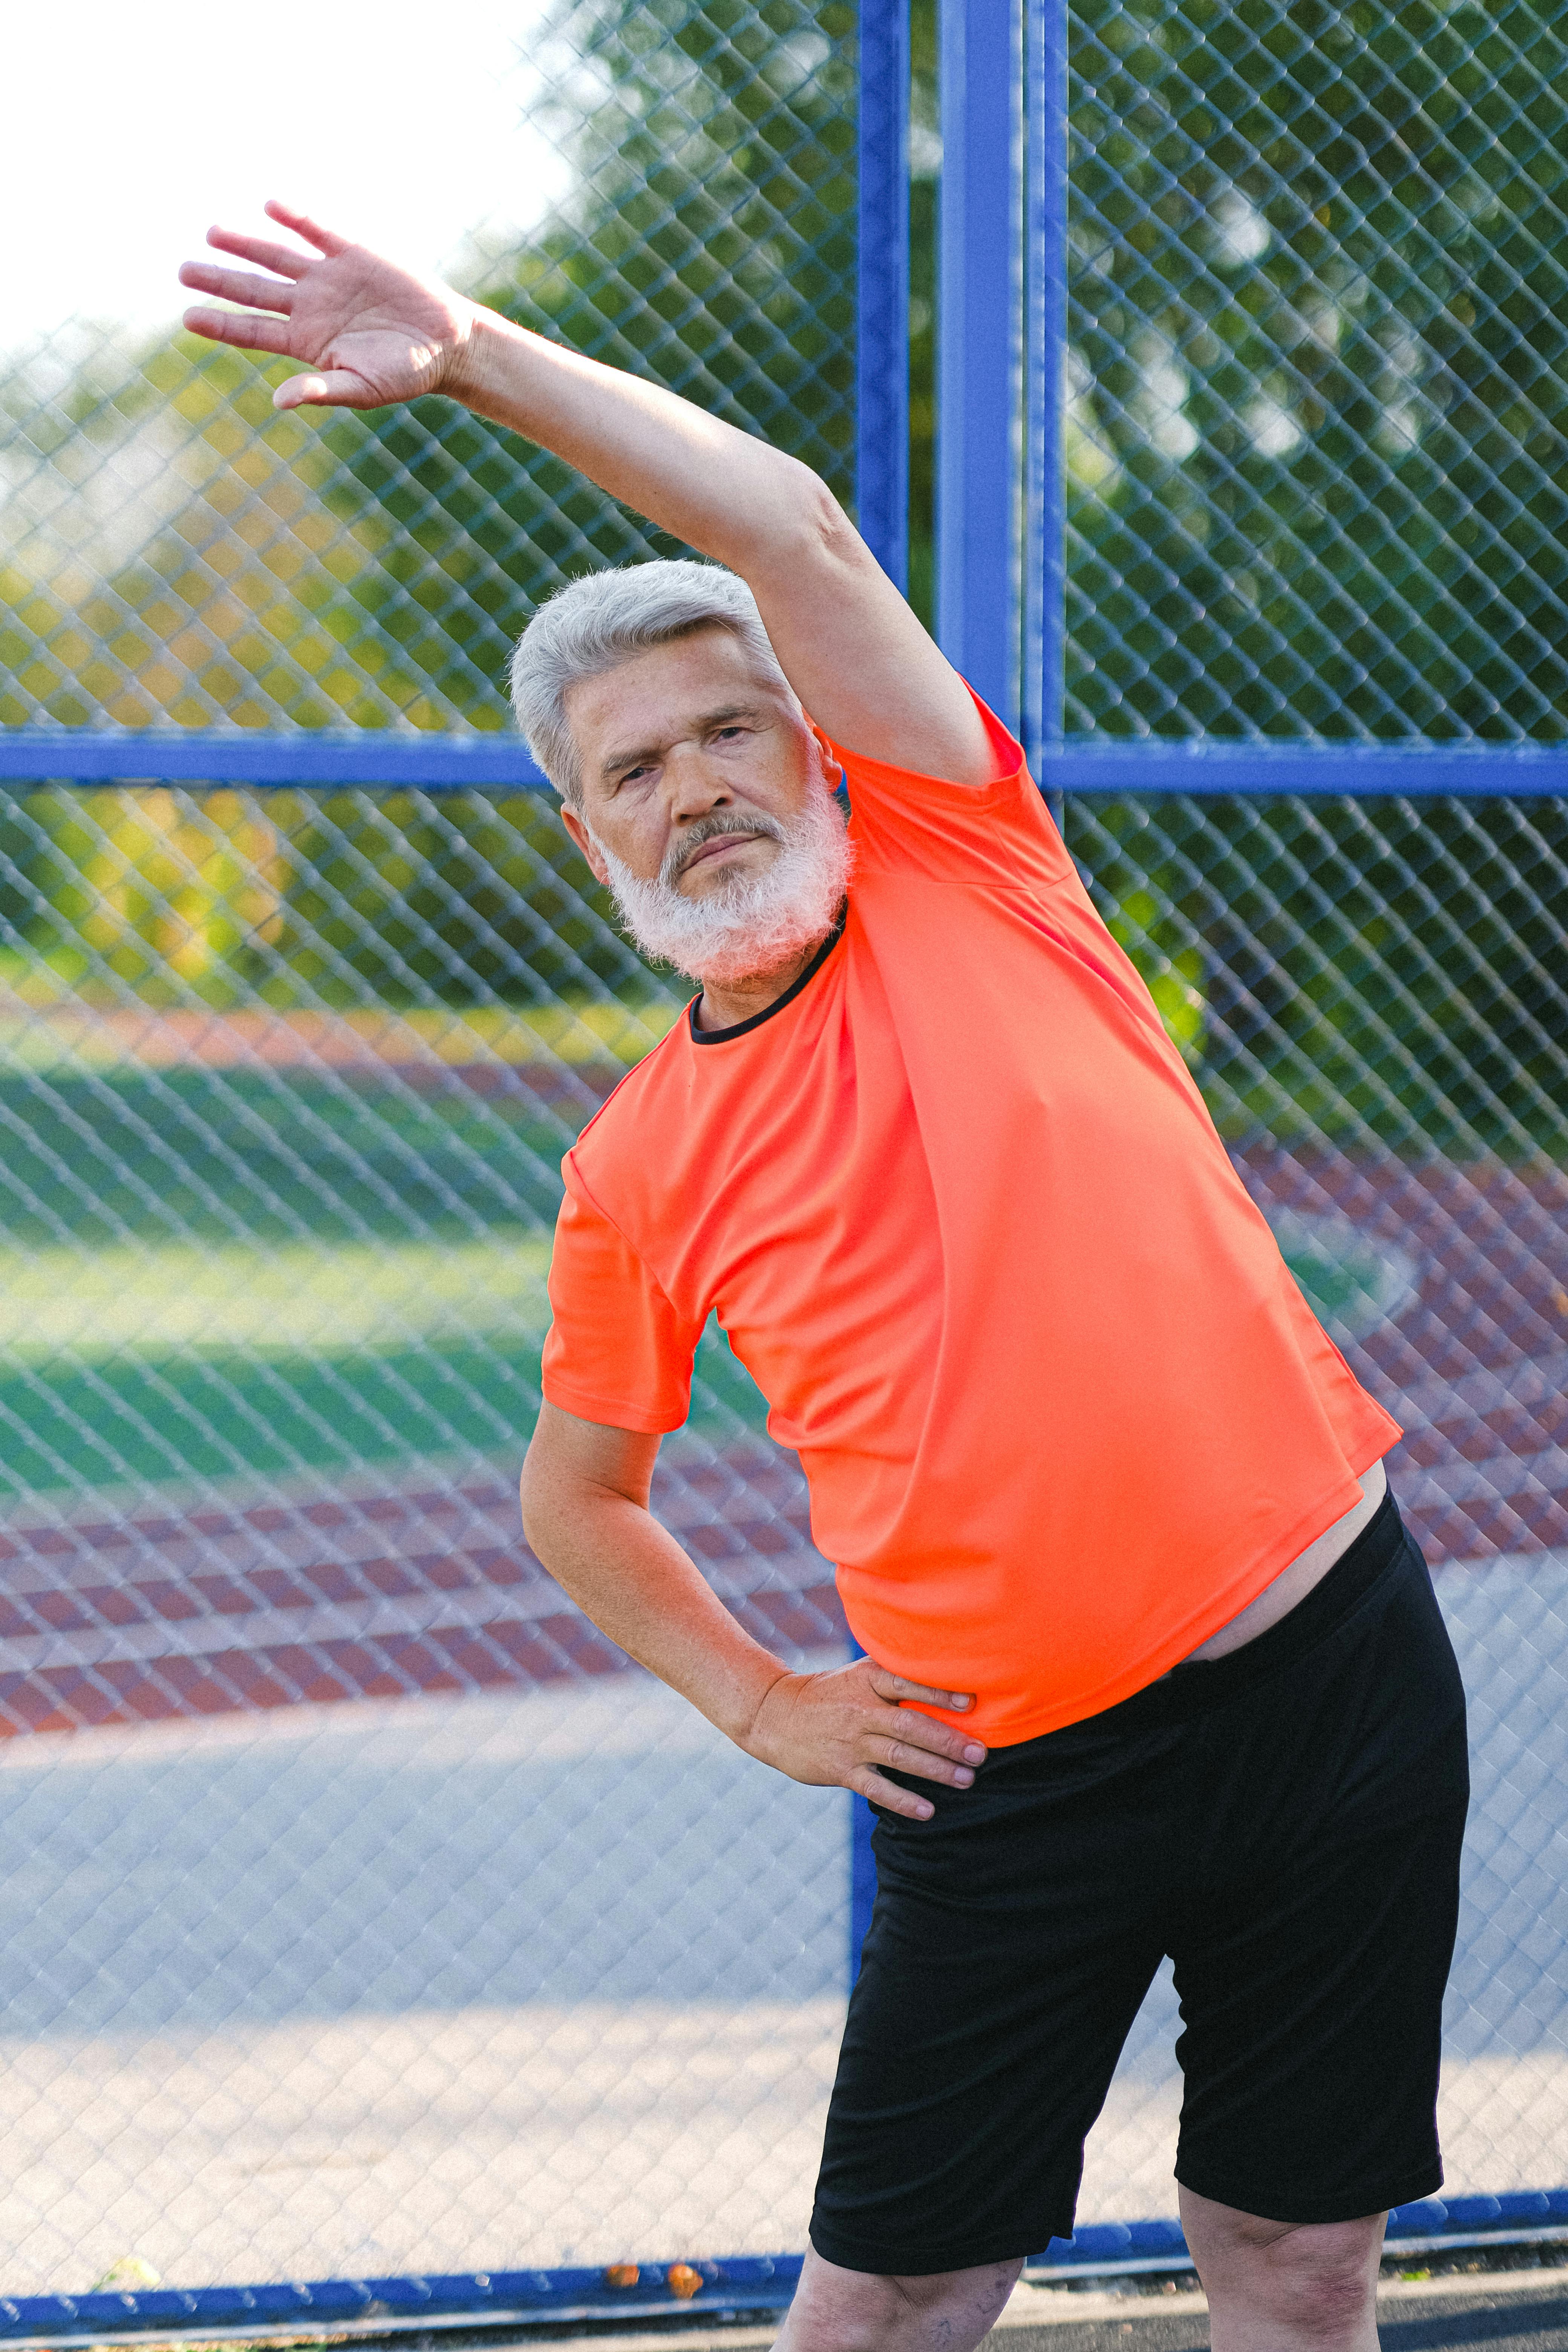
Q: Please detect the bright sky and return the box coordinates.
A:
[5,0,568,356]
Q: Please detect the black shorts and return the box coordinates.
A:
[810,1490,1470,2275]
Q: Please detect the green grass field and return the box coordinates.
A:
[0,1061,764,1505]
[0,1035,1443,1506]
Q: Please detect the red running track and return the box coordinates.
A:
[0,1149,1561,1740]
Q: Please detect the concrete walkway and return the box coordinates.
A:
[0,1561,1559,2297]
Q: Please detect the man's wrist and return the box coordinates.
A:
[720,1656,795,1752]
[443,305,533,416]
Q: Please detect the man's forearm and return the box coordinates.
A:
[450,309,838,582]
[180,202,993,777]
[523,1480,791,1743]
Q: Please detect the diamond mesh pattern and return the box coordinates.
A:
[0,0,854,735]
[3,0,1568,2301]
[0,779,1562,2288]
[1066,0,1568,741]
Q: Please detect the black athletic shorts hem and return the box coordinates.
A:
[1171,2159,1444,2231]
[808,2219,1063,2277]
[808,1491,1468,2277]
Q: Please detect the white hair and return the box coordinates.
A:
[509,558,789,804]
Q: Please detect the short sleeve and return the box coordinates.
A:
[541,1161,703,1433]
[818,689,1074,890]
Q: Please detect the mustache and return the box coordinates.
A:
[666,809,787,885]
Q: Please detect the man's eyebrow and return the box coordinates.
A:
[599,703,766,780]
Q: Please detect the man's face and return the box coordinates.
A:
[557,626,821,896]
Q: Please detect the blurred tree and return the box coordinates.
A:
[313,0,858,726]
[1061,0,1568,1138]
[1064,0,1568,746]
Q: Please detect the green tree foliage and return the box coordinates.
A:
[1068,790,1568,1152]
[1061,0,1568,1141]
[315,0,858,722]
[1065,0,1568,744]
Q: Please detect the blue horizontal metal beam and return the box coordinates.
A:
[1046,739,1568,798]
[4,729,1568,799]
[0,2256,801,2343]
[2,2193,1565,2343]
[0,731,550,793]
[1031,2188,1568,2277]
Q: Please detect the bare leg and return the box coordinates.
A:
[775,2248,1024,2352]
[1179,2185,1384,2352]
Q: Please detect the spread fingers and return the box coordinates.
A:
[263,199,348,256]
[180,262,294,316]
[204,224,314,279]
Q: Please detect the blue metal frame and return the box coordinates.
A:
[0,2192,1562,2342]
[0,2257,804,2342]
[858,0,911,591]
[934,0,1568,806]
[4,728,1563,799]
[1021,0,1067,776]
[0,731,546,792]
[1045,739,1568,796]
[936,0,1022,724]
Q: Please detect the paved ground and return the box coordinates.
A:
[486,2275,1568,2352]
[990,2281,1568,2352]
[0,1059,1563,2299]
[0,1559,1561,2297]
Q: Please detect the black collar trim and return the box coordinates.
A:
[687,905,848,1045]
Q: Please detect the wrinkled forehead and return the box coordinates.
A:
[563,625,802,764]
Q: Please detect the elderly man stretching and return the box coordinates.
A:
[182,201,1468,2352]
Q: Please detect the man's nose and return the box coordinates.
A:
[666,749,732,819]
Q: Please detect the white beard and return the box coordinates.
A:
[591,778,853,988]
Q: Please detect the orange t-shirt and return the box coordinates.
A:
[541,698,1401,1745]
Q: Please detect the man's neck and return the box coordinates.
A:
[692,936,825,1033]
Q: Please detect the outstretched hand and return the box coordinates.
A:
[742,1657,986,1821]
[179,200,475,412]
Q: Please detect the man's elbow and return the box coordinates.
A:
[737,461,865,576]
[518,1432,561,1562]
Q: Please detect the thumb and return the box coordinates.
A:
[273,369,366,410]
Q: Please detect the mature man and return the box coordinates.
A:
[182,202,1468,2352]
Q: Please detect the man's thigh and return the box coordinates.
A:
[809,1779,1170,2275]
[1170,1793,1467,2225]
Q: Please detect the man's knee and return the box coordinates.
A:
[1257,2227,1380,2338]
[1179,2188,1383,2344]
[780,2250,1023,2352]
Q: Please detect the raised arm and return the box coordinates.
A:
[180,201,996,783]
[519,1403,986,1820]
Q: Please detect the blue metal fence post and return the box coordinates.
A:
[936,0,1023,725]
[1023,0,1068,819]
[846,1640,879,1985]
[851,0,911,1984]
[858,0,911,590]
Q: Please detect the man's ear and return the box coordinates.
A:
[559,802,611,886]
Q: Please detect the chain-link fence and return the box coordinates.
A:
[1063,0,1568,746]
[2,0,1568,2311]
[1,0,854,736]
[0,778,855,2294]
[0,779,1562,2297]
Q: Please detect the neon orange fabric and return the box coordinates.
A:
[542,699,1402,1745]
